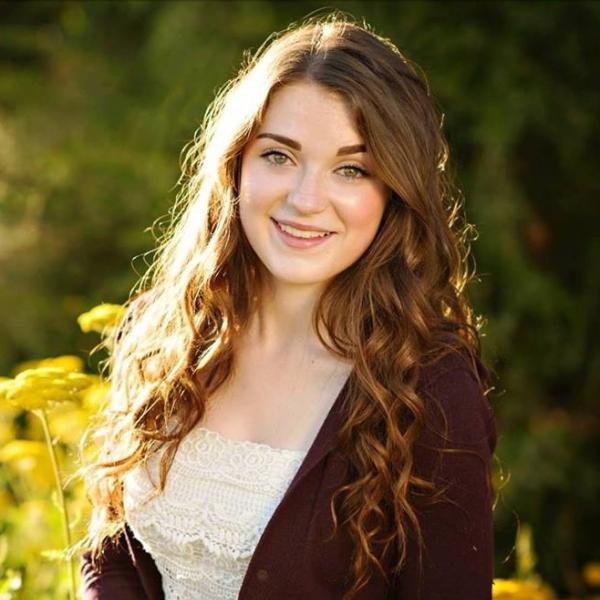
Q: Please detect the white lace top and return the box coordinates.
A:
[122,424,308,600]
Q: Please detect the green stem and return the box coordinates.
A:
[36,409,76,600]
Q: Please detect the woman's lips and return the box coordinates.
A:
[270,218,336,249]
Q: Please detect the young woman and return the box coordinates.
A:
[80,13,497,600]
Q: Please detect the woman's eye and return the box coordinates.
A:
[260,150,369,181]
[261,150,290,165]
[338,165,369,180]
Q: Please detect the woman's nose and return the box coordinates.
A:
[286,169,329,214]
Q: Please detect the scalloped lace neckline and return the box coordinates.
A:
[193,425,309,456]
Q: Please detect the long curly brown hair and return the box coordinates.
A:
[80,12,489,600]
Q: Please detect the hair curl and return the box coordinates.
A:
[78,12,489,600]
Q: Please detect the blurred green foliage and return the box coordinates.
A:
[0,1,599,598]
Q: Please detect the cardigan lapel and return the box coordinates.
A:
[235,371,354,600]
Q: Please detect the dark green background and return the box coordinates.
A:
[1,1,598,596]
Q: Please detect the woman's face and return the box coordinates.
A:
[239,79,389,289]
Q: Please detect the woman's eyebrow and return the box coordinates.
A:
[256,132,366,156]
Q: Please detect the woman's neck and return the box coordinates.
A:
[241,278,336,362]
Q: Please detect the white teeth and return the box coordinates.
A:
[278,222,331,239]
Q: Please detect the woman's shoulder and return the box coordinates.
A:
[415,348,497,456]
[416,347,489,393]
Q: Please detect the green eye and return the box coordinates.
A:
[260,150,370,181]
[338,165,368,179]
[261,150,289,165]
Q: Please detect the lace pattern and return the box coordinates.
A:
[123,425,308,600]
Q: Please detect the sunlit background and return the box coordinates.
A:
[0,1,599,598]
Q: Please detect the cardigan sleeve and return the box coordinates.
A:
[392,365,497,600]
[80,525,156,600]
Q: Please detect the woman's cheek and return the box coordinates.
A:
[339,188,386,231]
[243,167,288,211]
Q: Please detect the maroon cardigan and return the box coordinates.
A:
[80,351,497,599]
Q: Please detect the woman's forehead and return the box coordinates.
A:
[253,81,363,147]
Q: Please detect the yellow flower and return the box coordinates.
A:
[81,377,111,413]
[0,377,12,403]
[3,367,94,411]
[0,440,55,491]
[0,381,18,444]
[516,523,537,579]
[13,355,84,376]
[492,578,556,600]
[47,406,90,447]
[77,303,125,334]
[0,418,15,446]
[0,439,47,463]
[583,562,600,587]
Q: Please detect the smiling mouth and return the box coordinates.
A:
[270,218,334,239]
